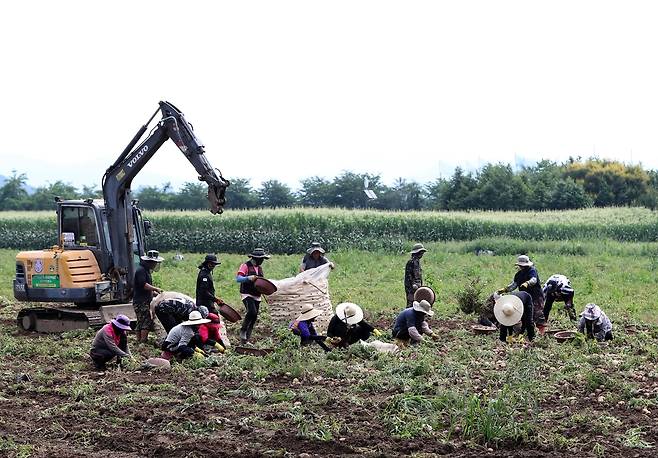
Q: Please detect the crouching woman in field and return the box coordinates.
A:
[494,292,535,344]
[290,304,332,352]
[578,303,613,342]
[198,313,228,353]
[89,314,133,370]
[391,300,438,346]
[161,311,210,360]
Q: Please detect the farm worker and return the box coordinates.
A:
[543,274,577,322]
[150,291,198,333]
[198,313,227,352]
[326,302,382,348]
[289,304,332,352]
[578,303,613,341]
[498,255,546,334]
[133,250,164,344]
[494,291,535,344]
[236,248,270,345]
[299,242,331,272]
[89,314,133,370]
[392,299,438,346]
[404,243,427,307]
[161,310,210,360]
[196,254,223,315]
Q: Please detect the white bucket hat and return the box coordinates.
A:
[515,255,533,267]
[297,304,323,322]
[494,294,524,326]
[141,249,164,262]
[182,310,211,326]
[412,300,434,316]
[581,303,602,321]
[335,302,364,325]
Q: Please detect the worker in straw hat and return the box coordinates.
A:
[327,302,382,348]
[161,310,211,360]
[498,254,546,334]
[236,247,270,345]
[133,249,164,344]
[289,304,331,352]
[404,243,427,307]
[577,303,613,341]
[392,299,438,346]
[300,242,332,272]
[494,291,535,344]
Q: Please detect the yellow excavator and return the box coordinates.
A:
[13,101,230,332]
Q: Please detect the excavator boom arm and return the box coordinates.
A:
[102,101,229,299]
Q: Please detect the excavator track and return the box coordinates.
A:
[17,304,136,333]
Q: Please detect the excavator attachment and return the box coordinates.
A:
[207,180,229,214]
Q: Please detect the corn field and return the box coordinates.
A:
[1,207,657,252]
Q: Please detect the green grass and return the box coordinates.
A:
[1,229,658,454]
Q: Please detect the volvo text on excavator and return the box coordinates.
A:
[13,101,230,332]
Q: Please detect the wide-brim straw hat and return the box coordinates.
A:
[248,248,271,259]
[297,304,323,321]
[515,255,533,267]
[494,294,524,326]
[410,243,427,255]
[335,302,364,325]
[581,303,602,321]
[182,310,211,326]
[412,299,434,316]
[141,249,164,262]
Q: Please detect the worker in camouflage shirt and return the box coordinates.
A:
[404,243,426,307]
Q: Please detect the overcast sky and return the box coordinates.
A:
[2,1,657,192]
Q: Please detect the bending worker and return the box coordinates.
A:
[327,302,381,348]
[498,255,546,334]
[392,299,438,345]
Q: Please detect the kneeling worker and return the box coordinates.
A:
[161,311,210,360]
[578,303,613,341]
[392,299,437,345]
[327,302,381,348]
[89,314,133,370]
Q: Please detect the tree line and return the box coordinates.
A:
[2,158,658,211]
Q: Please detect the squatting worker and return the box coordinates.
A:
[327,302,381,348]
[578,303,613,341]
[236,247,270,345]
[498,255,546,334]
[392,299,438,346]
[161,310,210,360]
[133,250,164,344]
[196,254,222,314]
[289,304,331,352]
[300,242,330,272]
[543,274,576,322]
[404,243,427,307]
[89,314,133,370]
[494,291,535,344]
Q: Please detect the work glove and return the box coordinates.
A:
[520,282,529,289]
[248,275,257,282]
[373,329,383,337]
[496,287,507,294]
[429,333,440,341]
[213,342,225,353]
[194,347,208,357]
[329,262,335,269]
[192,351,205,360]
[506,335,514,344]
[412,284,419,291]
